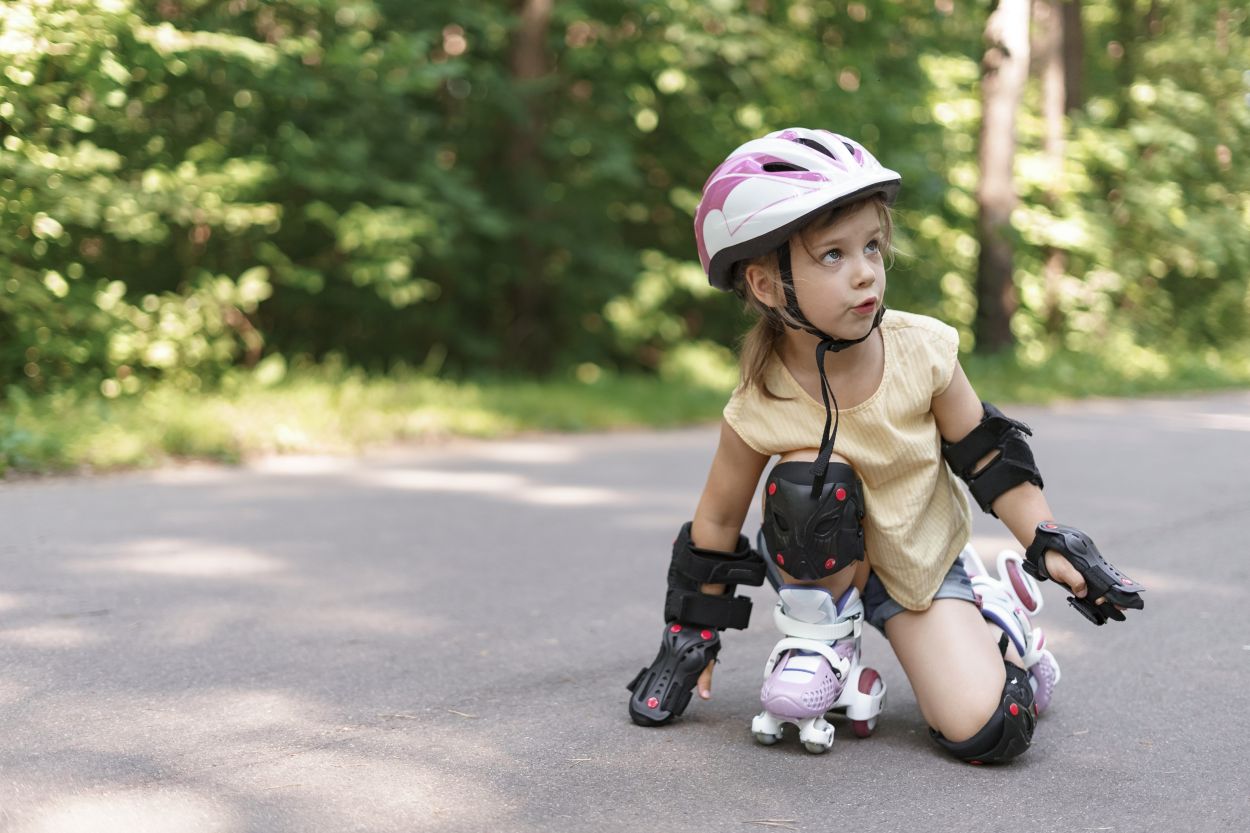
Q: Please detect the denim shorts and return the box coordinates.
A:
[861,557,977,634]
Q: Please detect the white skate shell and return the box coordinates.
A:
[752,586,886,752]
[961,543,1062,713]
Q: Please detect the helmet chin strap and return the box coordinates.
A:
[776,242,885,499]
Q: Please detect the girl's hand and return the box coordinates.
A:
[1043,549,1123,611]
[697,659,715,699]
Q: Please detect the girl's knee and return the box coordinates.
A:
[930,661,1037,763]
[930,684,1003,743]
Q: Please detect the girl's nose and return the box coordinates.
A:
[851,256,876,288]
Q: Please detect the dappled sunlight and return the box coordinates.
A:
[467,439,583,465]
[72,540,286,579]
[0,679,29,707]
[143,689,332,737]
[0,591,27,613]
[247,455,357,476]
[10,688,525,831]
[518,484,623,506]
[148,601,271,648]
[217,745,519,829]
[361,468,523,493]
[147,464,239,486]
[350,467,630,508]
[0,623,101,650]
[1190,412,1250,432]
[11,790,238,833]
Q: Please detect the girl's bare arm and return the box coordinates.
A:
[690,420,771,595]
[931,362,1098,600]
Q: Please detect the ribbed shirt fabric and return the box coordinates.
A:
[723,310,972,611]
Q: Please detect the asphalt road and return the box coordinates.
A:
[2,392,1249,832]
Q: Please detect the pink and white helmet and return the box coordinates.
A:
[694,128,901,290]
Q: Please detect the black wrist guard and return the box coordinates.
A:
[1024,523,1145,626]
[943,402,1044,517]
[663,521,767,630]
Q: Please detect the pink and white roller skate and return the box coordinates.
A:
[751,586,886,753]
[961,544,1062,714]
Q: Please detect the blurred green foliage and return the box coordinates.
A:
[1,0,1248,406]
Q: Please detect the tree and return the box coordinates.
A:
[975,0,1031,353]
[1035,0,1069,334]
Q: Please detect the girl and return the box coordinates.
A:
[626,128,1144,763]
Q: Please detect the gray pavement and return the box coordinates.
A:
[2,392,1250,832]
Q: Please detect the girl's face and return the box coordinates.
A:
[786,200,887,341]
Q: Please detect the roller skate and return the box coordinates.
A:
[960,544,1062,714]
[750,585,886,754]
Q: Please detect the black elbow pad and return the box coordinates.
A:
[942,402,1043,516]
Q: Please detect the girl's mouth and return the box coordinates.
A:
[852,298,877,315]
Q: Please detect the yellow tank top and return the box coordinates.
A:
[723,310,972,611]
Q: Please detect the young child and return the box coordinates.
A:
[626,128,1144,763]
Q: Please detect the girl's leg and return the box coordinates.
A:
[884,598,1022,746]
[750,450,885,752]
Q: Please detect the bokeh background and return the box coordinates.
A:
[2,0,1248,472]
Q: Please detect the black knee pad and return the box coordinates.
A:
[761,460,865,581]
[931,660,1036,764]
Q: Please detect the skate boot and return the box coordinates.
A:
[960,544,1062,714]
[751,585,886,754]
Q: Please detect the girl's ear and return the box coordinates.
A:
[743,261,783,309]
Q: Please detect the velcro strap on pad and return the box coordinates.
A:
[665,589,754,631]
[671,522,766,587]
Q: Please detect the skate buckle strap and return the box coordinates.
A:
[772,602,861,641]
[1024,522,1145,626]
[762,638,852,680]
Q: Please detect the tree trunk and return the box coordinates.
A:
[1062,1,1084,113]
[1036,0,1068,335]
[975,0,1031,354]
[505,0,554,370]
[1113,0,1137,127]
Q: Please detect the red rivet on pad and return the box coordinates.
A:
[701,630,713,640]
[670,624,682,633]
[1044,523,1057,530]
[1009,703,1020,716]
[647,697,659,709]
[1123,578,1134,585]
[776,553,785,566]
[835,488,847,501]
[768,482,777,496]
[825,559,835,570]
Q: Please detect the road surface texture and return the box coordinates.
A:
[2,392,1248,832]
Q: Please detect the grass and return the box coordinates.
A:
[3,346,1249,477]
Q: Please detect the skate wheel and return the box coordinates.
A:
[998,550,1043,615]
[803,740,832,754]
[753,730,782,746]
[851,668,883,738]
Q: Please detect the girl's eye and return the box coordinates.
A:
[821,249,842,264]
[865,239,880,254]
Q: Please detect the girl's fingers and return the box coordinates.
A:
[697,660,715,699]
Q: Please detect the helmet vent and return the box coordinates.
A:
[796,137,837,159]
[762,162,806,173]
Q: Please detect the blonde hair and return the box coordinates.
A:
[734,195,894,399]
